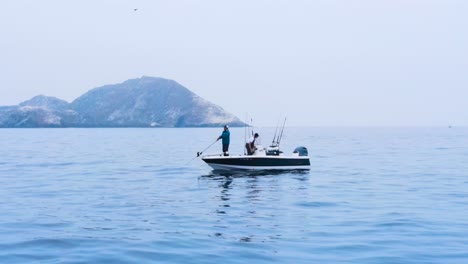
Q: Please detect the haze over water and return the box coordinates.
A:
[0,127,467,263]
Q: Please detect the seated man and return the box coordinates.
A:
[245,133,259,155]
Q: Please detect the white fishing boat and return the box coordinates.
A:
[202,145,310,170]
[200,119,310,170]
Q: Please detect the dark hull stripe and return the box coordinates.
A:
[203,157,310,167]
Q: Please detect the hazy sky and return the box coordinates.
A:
[1,0,467,126]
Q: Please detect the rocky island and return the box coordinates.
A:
[0,76,244,128]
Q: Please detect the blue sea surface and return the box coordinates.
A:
[0,127,467,263]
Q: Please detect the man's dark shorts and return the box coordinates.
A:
[223,144,229,152]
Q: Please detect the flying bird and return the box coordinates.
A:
[134,8,138,11]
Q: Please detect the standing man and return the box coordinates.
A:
[217,125,230,156]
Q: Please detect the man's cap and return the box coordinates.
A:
[224,125,229,128]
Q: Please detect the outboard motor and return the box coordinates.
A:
[293,146,308,156]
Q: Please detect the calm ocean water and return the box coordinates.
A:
[0,127,467,263]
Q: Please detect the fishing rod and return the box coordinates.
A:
[276,117,287,146]
[187,140,218,164]
[196,140,218,157]
[244,114,250,155]
[271,118,280,147]
[188,134,225,165]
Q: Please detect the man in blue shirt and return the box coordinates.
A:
[217,125,230,156]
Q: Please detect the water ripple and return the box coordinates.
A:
[0,128,467,263]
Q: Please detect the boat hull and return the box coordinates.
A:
[202,155,310,170]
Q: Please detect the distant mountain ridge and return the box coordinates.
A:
[0,76,244,128]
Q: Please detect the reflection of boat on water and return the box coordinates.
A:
[202,118,310,171]
[201,167,311,178]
